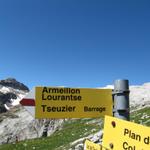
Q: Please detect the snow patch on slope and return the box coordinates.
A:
[0,86,27,110]
[0,86,10,93]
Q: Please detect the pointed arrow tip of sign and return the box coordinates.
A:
[20,98,35,106]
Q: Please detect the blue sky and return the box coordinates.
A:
[0,0,150,89]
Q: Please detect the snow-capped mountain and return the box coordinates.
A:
[0,78,29,113]
[0,78,65,145]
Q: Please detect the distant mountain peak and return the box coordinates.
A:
[0,78,29,113]
[0,78,29,92]
[5,78,17,82]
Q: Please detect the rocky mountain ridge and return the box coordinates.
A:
[0,78,29,92]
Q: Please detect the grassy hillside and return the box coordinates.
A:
[0,107,149,150]
[130,106,150,126]
[0,118,101,150]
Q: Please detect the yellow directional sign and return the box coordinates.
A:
[35,87,112,118]
[103,116,150,150]
[85,140,109,150]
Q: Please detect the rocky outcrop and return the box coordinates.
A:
[0,92,17,113]
[69,131,103,150]
[0,106,65,144]
[0,92,17,104]
[0,78,65,145]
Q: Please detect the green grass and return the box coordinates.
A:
[130,107,150,126]
[0,118,100,150]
